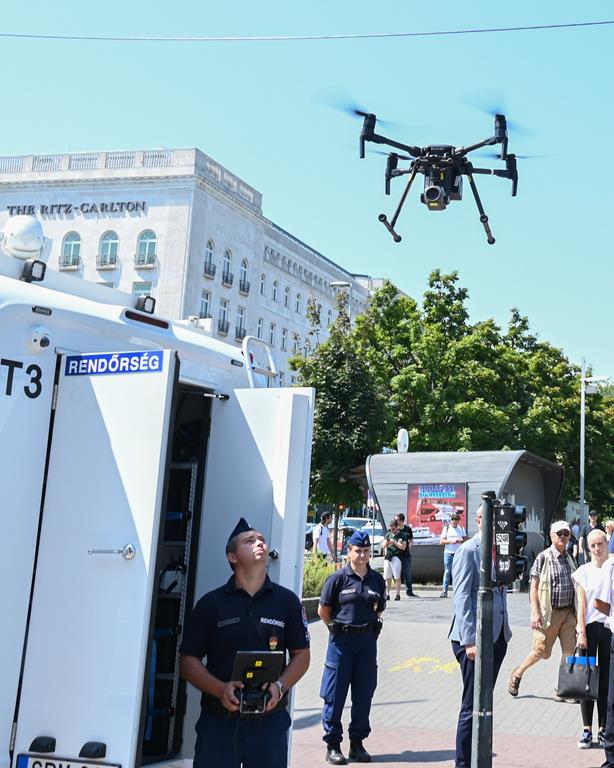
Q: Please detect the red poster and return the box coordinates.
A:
[407,482,468,545]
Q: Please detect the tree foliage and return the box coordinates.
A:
[293,270,614,514]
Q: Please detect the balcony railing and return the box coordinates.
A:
[218,319,230,335]
[221,270,234,287]
[238,279,251,295]
[59,256,81,271]
[235,326,247,341]
[96,254,118,270]
[203,262,216,279]
[134,252,156,268]
[198,311,212,319]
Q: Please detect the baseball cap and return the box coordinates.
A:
[550,520,571,535]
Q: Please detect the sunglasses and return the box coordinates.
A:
[451,517,460,521]
[554,531,570,537]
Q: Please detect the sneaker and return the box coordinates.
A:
[508,670,521,697]
[394,594,400,601]
[598,729,606,748]
[439,591,448,598]
[578,730,593,749]
[385,594,390,601]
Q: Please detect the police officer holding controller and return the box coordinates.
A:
[318,529,387,764]
[180,518,311,768]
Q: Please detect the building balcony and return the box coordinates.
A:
[96,255,118,270]
[59,258,81,271]
[217,319,230,335]
[238,279,251,295]
[203,262,216,279]
[235,326,247,341]
[221,270,234,287]
[199,312,212,319]
[134,253,156,269]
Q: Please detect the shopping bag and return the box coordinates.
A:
[557,647,599,701]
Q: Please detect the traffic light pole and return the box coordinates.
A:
[471,491,496,768]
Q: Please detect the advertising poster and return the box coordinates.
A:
[407,482,468,545]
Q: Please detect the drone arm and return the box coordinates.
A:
[454,136,499,158]
[369,132,422,157]
[464,168,496,245]
[378,163,420,242]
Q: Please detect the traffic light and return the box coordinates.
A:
[494,502,527,584]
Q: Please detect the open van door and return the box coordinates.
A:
[0,351,56,768]
[12,350,178,768]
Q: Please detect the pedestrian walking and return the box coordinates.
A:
[394,513,417,597]
[439,513,467,598]
[579,510,605,565]
[449,507,511,768]
[507,520,577,701]
[572,529,611,748]
[383,518,406,601]
[179,518,311,768]
[313,511,334,560]
[318,529,386,765]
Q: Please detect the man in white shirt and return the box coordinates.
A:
[439,514,467,598]
[594,557,614,765]
[313,512,333,559]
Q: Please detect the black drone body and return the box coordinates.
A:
[358,113,518,244]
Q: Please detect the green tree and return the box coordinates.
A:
[290,294,388,505]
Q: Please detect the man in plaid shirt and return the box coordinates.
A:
[507,520,577,699]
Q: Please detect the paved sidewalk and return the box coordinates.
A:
[291,592,604,767]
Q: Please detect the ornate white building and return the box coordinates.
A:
[0,148,374,380]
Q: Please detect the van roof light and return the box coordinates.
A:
[135,295,156,314]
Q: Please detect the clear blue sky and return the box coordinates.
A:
[2,1,612,378]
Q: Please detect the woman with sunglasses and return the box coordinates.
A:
[572,528,611,748]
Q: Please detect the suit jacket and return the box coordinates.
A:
[448,533,512,646]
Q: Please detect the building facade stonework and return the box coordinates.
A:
[0,148,373,380]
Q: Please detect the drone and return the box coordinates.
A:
[358,112,518,244]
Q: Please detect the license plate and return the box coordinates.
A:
[17,755,121,768]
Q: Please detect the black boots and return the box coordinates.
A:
[325,744,347,765]
[349,740,371,762]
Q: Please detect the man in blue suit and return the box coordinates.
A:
[449,508,512,768]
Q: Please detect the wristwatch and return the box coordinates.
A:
[273,680,284,697]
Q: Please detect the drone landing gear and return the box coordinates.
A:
[378,165,419,243]
[466,171,496,245]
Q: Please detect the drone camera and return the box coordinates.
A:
[421,185,449,211]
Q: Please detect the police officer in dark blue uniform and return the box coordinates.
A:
[318,529,386,765]
[179,518,311,768]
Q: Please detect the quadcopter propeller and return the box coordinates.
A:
[463,89,531,135]
[371,149,411,161]
[476,151,542,160]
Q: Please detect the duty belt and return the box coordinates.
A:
[333,622,375,634]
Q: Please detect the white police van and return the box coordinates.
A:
[0,217,314,768]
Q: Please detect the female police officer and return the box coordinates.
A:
[179,518,310,768]
[318,529,386,765]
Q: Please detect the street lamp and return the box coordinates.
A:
[579,358,611,523]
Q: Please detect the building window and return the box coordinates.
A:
[281,328,288,351]
[272,280,279,302]
[327,309,333,327]
[132,281,153,297]
[136,230,157,266]
[218,298,230,335]
[292,333,300,354]
[260,273,266,296]
[236,306,246,341]
[239,259,250,294]
[279,371,285,385]
[222,249,234,286]
[295,292,302,313]
[269,322,276,346]
[257,317,263,340]
[204,240,216,277]
[284,286,290,308]
[98,230,119,267]
[60,231,81,268]
[200,290,211,318]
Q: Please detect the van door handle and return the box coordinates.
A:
[88,544,136,560]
